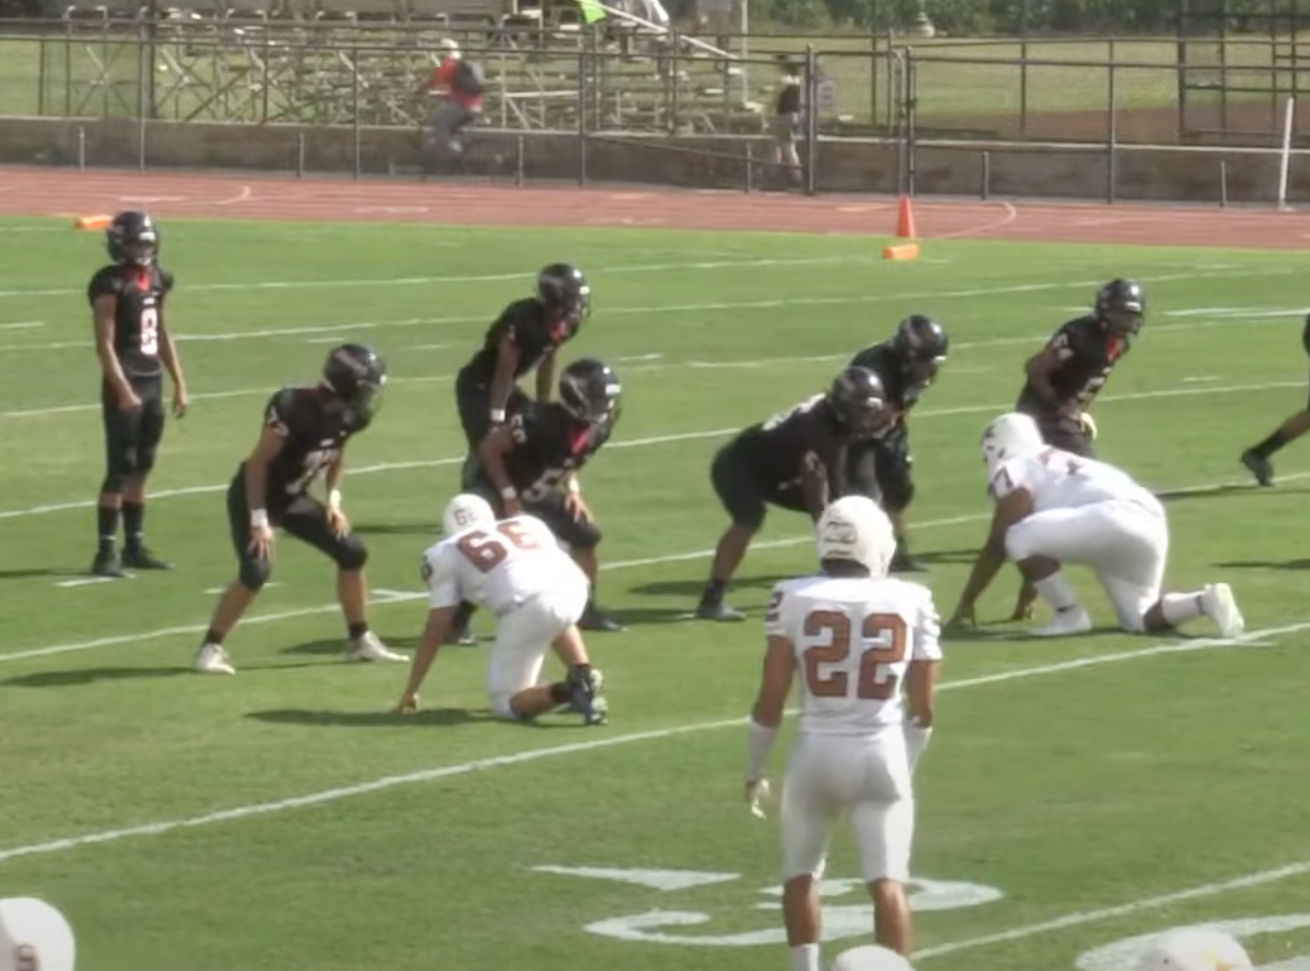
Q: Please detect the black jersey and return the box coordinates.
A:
[88,263,174,380]
[733,394,850,500]
[1017,315,1129,415]
[251,387,369,508]
[502,401,612,503]
[457,298,581,391]
[849,341,925,417]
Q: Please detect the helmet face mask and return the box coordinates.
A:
[1095,278,1146,337]
[322,343,388,425]
[537,263,591,327]
[558,358,620,425]
[829,366,894,438]
[106,211,159,267]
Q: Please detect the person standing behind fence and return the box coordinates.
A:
[772,56,803,190]
[419,38,486,166]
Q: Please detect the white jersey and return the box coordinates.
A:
[765,574,941,735]
[421,514,587,616]
[990,446,1152,512]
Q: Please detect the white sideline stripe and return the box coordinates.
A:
[0,265,1290,355]
[0,256,862,300]
[914,852,1310,961]
[0,321,43,330]
[2,381,1306,522]
[0,619,1302,867]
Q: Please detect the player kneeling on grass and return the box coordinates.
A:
[946,412,1246,638]
[744,496,941,968]
[396,494,606,726]
[194,344,408,675]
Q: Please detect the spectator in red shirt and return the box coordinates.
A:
[420,39,486,164]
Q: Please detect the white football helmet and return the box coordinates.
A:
[0,897,77,971]
[816,495,897,577]
[980,412,1045,478]
[831,945,916,971]
[442,493,494,536]
[1138,929,1253,971]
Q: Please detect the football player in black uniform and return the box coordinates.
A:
[89,211,190,578]
[1015,278,1145,457]
[454,263,590,452]
[193,344,408,675]
[695,366,895,621]
[847,314,949,573]
[462,357,625,633]
[1240,313,1310,486]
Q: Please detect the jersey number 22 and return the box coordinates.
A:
[802,610,908,701]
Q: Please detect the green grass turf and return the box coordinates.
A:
[2,217,1310,971]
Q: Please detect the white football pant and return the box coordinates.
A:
[486,579,589,719]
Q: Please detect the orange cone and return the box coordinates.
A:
[73,214,113,231]
[894,194,917,239]
[882,243,920,261]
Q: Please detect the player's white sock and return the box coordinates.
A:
[789,943,822,971]
[1160,591,1205,626]
[1033,573,1077,612]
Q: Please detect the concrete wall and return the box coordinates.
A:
[0,115,1298,204]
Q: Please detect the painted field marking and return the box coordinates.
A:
[3,382,1306,522]
[0,321,43,330]
[0,618,1302,868]
[913,855,1310,962]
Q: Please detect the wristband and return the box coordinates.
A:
[328,489,343,510]
[500,486,518,501]
[251,509,269,529]
[490,408,506,424]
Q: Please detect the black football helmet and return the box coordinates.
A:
[558,357,621,425]
[891,314,949,386]
[322,343,388,424]
[1094,278,1145,337]
[828,366,894,437]
[106,211,159,267]
[537,263,591,327]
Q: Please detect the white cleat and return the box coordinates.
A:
[345,631,409,663]
[1201,583,1245,638]
[194,643,237,675]
[1030,606,1093,637]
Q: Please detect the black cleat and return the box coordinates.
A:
[122,546,173,571]
[90,548,128,578]
[1241,449,1274,487]
[579,607,625,632]
[568,667,607,726]
[695,600,747,622]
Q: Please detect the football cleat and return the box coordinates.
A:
[1240,449,1274,487]
[579,606,625,632]
[567,666,607,726]
[443,626,478,647]
[90,548,128,579]
[696,600,747,622]
[194,643,236,676]
[345,632,409,663]
[122,546,173,571]
[1201,583,1245,638]
[1030,606,1093,637]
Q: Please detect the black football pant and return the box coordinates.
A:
[100,374,165,492]
[455,381,531,451]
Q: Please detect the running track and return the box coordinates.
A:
[0,166,1305,246]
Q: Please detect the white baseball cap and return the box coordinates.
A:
[0,898,75,971]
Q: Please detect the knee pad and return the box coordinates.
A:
[334,534,369,572]
[239,556,272,591]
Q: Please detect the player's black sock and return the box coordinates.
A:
[121,501,145,551]
[347,621,369,640]
[1252,430,1291,458]
[451,600,476,631]
[97,505,119,552]
[700,578,726,605]
[203,628,226,647]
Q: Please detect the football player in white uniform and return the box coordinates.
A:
[395,494,606,725]
[744,496,942,970]
[947,412,1245,638]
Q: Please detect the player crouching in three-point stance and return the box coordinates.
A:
[744,496,941,968]
[946,412,1246,638]
[194,344,407,675]
[89,211,190,577]
[396,494,606,725]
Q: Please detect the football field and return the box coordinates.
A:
[2,211,1310,971]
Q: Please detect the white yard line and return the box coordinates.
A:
[913,853,1310,961]
[0,618,1302,868]
[2,383,1305,522]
